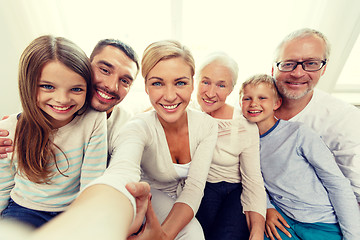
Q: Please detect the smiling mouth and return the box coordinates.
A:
[248,110,262,113]
[97,89,113,100]
[286,81,306,85]
[203,98,216,104]
[50,105,74,112]
[160,103,180,110]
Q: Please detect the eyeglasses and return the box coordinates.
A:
[276,60,327,72]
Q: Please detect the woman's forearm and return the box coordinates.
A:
[245,211,265,240]
[161,202,194,240]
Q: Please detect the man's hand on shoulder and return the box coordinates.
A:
[0,129,13,159]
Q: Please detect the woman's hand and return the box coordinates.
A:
[126,182,151,236]
[245,211,265,240]
[128,200,170,240]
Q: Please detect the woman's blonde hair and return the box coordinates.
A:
[141,40,195,80]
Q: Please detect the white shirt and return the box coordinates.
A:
[289,88,360,202]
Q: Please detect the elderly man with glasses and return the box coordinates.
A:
[265,28,360,240]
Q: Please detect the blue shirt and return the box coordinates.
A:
[260,120,360,239]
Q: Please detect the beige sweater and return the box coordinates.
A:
[207,108,266,218]
[87,108,218,215]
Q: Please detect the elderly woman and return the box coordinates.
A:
[194,52,266,240]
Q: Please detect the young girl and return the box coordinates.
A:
[0,35,107,228]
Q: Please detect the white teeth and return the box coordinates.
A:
[162,104,179,110]
[52,105,71,111]
[204,99,215,103]
[97,90,112,99]
[249,110,261,113]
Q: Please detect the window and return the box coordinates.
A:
[1,0,359,116]
[334,33,360,105]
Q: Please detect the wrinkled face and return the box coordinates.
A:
[90,46,138,115]
[272,36,327,100]
[241,83,281,125]
[37,61,87,128]
[197,62,233,116]
[145,57,193,125]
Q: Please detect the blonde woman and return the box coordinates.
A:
[129,40,218,239]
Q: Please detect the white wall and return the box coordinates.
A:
[1,0,359,117]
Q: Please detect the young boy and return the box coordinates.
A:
[239,74,360,240]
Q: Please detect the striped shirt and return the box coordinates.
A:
[0,109,107,212]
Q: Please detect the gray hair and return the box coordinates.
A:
[273,28,331,62]
[197,52,239,88]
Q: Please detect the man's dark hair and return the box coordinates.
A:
[90,39,139,75]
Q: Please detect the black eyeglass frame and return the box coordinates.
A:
[276,60,327,72]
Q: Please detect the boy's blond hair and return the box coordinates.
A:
[239,74,281,100]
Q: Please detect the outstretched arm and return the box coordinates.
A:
[31,184,134,240]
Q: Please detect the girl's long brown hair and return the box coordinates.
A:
[14,35,93,183]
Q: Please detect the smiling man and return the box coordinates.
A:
[89,40,139,117]
[272,28,360,205]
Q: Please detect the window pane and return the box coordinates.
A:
[337,34,360,86]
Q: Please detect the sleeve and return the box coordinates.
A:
[239,123,267,218]
[175,114,218,214]
[329,109,360,203]
[266,192,276,209]
[0,119,16,213]
[299,125,360,239]
[0,156,15,213]
[81,117,145,215]
[79,112,108,191]
[296,94,360,203]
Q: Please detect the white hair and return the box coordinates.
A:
[273,28,331,62]
[197,52,239,88]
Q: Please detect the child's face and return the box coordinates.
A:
[240,83,281,125]
[37,60,87,128]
